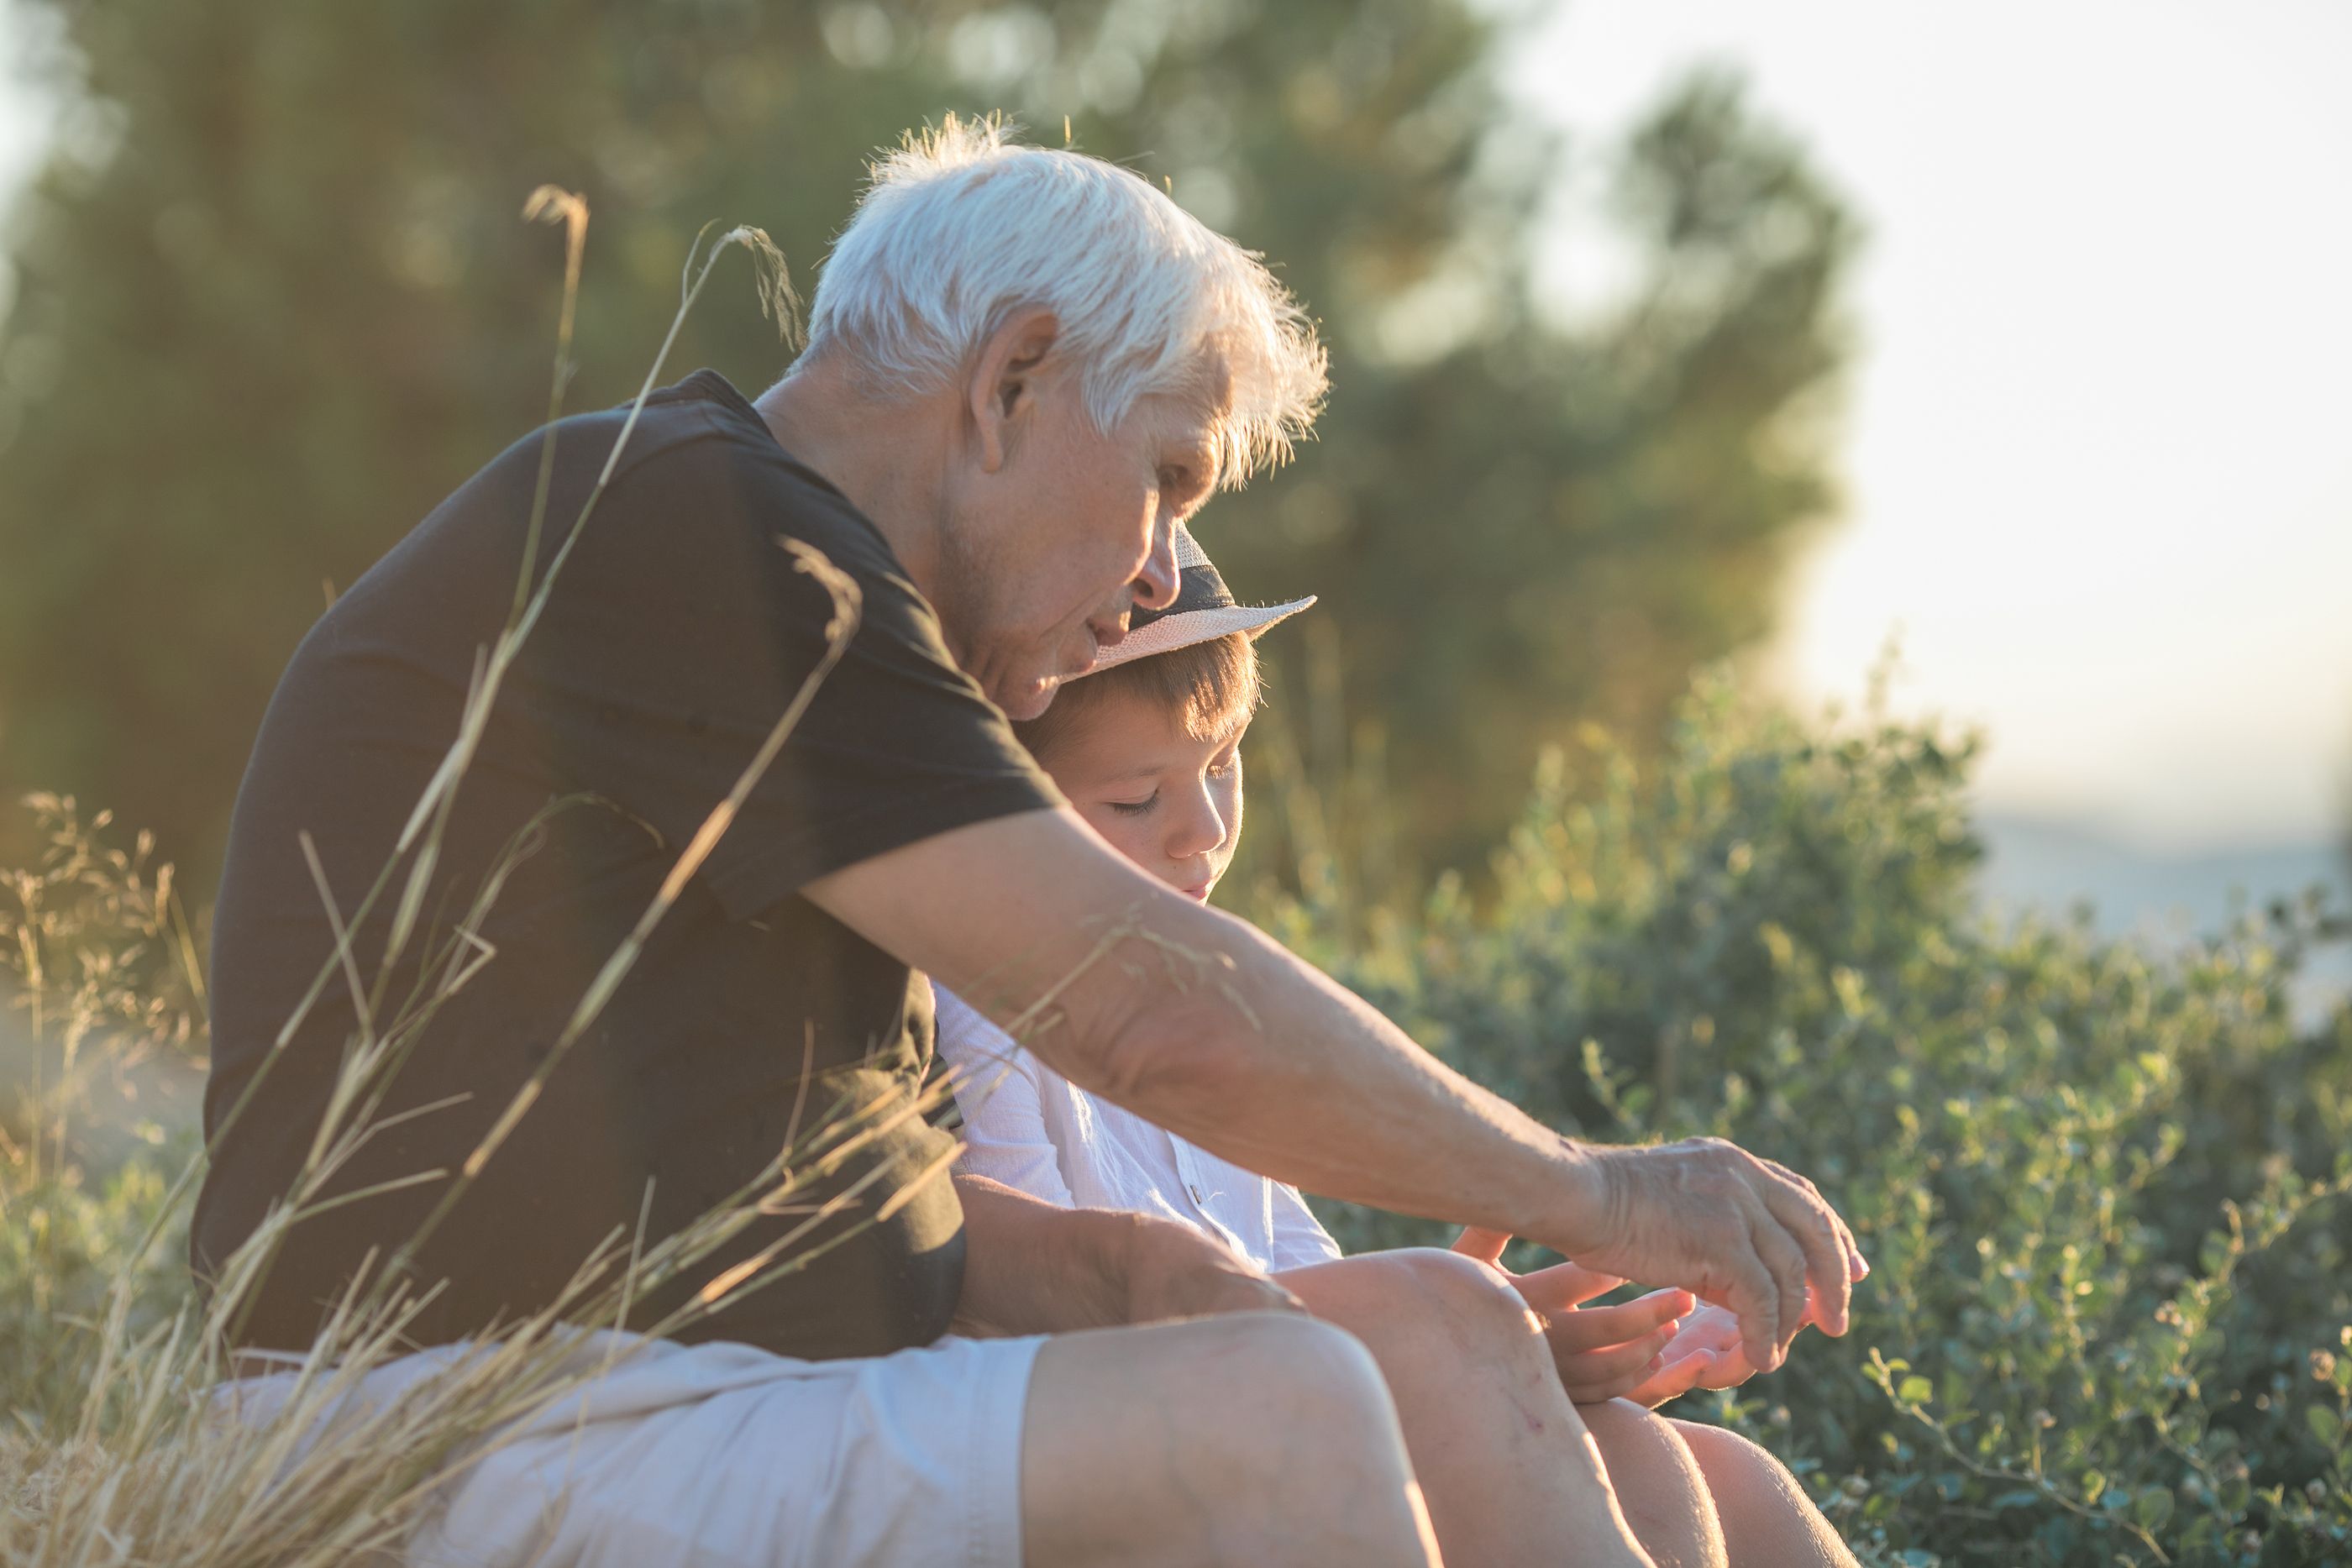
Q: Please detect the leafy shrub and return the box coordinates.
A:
[10,667,2350,1564]
[1261,674,2352,1566]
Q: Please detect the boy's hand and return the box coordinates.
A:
[1452,1227,1693,1405]
[1620,1294,1835,1406]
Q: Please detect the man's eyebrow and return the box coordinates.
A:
[1196,440,1224,494]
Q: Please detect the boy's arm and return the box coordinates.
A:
[809,805,1864,1372]
[1266,1182,1346,1272]
[934,986,1080,1206]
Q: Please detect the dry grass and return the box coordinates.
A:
[0,194,938,1565]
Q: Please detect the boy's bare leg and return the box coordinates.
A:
[1021,1312,1442,1567]
[1667,1420,1857,1568]
[1578,1400,1729,1568]
[1278,1251,1656,1568]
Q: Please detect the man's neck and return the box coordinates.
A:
[752,364,953,600]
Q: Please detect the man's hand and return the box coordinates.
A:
[1548,1138,1868,1375]
[951,1173,1299,1337]
[1119,1212,1305,1324]
[1452,1228,1693,1404]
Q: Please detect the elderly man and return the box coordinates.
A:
[195,120,1863,1566]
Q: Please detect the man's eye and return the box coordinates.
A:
[1109,794,1158,816]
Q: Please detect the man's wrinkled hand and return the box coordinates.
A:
[1550,1137,1868,1375]
[1118,1213,1305,1325]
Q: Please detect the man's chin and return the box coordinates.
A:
[998,675,1059,722]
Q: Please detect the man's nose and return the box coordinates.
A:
[1131,523,1181,613]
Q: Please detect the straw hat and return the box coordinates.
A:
[1085,527,1315,674]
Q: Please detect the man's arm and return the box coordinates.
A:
[950,1173,1302,1336]
[811,808,1864,1369]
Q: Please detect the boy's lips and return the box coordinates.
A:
[1179,882,1211,901]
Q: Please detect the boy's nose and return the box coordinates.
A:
[1167,787,1230,863]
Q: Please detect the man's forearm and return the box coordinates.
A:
[1040,907,1605,1256]
[816,810,1603,1257]
[816,810,1861,1366]
[951,1174,1133,1336]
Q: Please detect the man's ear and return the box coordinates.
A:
[967,307,1061,475]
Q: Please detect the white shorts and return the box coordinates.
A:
[218,1330,1047,1568]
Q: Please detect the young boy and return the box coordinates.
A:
[937,530,1855,1568]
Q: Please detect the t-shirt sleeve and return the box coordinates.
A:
[533,442,1063,922]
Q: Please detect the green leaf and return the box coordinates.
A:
[2134,1488,2175,1531]
[2307,1404,2342,1446]
[1897,1375,1933,1405]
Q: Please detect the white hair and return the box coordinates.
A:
[802,115,1328,488]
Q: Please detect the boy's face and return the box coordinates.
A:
[1040,689,1247,902]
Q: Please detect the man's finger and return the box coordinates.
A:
[1748,1204,1810,1366]
[1757,1177,1853,1338]
[1452,1226,1511,1266]
[1719,1229,1785,1373]
[1762,1157,1870,1287]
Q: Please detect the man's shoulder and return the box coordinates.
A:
[584,371,903,579]
[344,370,901,629]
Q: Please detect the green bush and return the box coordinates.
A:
[1262,675,2352,1566]
[9,673,2350,1565]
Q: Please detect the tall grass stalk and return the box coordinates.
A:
[0,192,942,1565]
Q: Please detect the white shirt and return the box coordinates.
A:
[932,983,1344,1275]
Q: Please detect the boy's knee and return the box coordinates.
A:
[1669,1419,1800,1487]
[1587,1398,1704,1470]
[1376,1247,1548,1350]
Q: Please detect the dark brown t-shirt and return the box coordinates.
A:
[193,370,1059,1359]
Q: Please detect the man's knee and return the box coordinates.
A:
[1026,1315,1433,1566]
[1198,1312,1400,1439]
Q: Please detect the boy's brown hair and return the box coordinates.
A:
[1012,632,1260,763]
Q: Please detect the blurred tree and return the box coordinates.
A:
[0,0,1855,886]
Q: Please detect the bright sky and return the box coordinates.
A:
[1512,0,2352,852]
[0,8,42,323]
[5,4,2349,852]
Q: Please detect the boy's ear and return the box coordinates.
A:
[967,307,1062,475]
